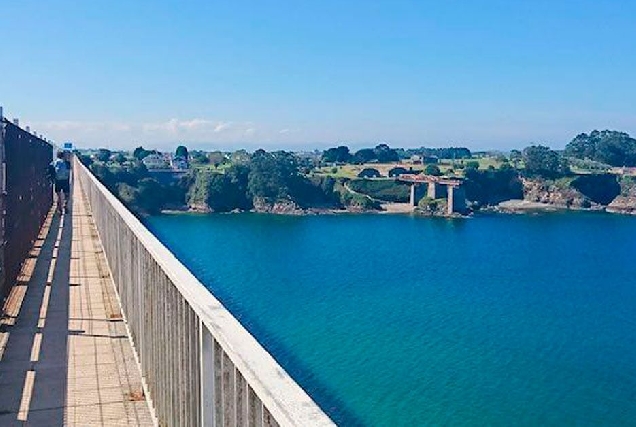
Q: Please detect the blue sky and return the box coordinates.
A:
[1,0,635,151]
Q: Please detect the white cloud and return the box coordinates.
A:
[29,117,269,150]
[279,128,290,134]
[213,122,231,133]
[181,118,212,130]
[142,118,215,133]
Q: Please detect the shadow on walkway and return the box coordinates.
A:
[0,207,72,425]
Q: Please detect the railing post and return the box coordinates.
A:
[200,323,215,426]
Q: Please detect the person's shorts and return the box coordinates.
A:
[54,180,70,195]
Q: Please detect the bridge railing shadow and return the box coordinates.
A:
[0,207,72,425]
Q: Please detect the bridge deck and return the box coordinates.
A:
[0,181,154,426]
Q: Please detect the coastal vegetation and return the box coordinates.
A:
[347,179,410,203]
[78,129,636,216]
[463,164,524,207]
[84,155,186,215]
[417,197,446,214]
[565,130,636,166]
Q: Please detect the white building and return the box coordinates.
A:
[142,154,169,170]
[171,155,189,170]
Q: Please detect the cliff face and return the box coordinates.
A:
[607,178,636,215]
[252,197,305,214]
[522,178,594,209]
[521,175,636,215]
[607,196,636,215]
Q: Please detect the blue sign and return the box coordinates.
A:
[63,142,73,150]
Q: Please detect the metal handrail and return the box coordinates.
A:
[74,157,334,426]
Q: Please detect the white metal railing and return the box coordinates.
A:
[74,158,335,427]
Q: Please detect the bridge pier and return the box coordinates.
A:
[410,183,427,206]
[409,182,466,214]
[402,175,466,215]
[427,182,447,199]
[447,185,467,215]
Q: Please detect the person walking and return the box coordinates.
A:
[49,151,71,214]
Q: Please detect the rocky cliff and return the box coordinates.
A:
[252,197,306,214]
[521,174,636,215]
[607,177,636,215]
[522,178,595,209]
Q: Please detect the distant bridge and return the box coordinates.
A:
[397,174,467,214]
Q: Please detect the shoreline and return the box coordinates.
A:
[159,199,636,217]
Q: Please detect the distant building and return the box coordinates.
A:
[142,154,169,170]
[171,155,189,170]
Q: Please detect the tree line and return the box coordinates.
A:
[321,143,472,164]
[188,149,376,212]
[79,128,636,214]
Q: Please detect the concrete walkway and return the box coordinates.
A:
[0,182,154,426]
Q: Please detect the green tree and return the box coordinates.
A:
[374,143,399,163]
[189,150,210,164]
[522,145,569,178]
[189,168,251,212]
[418,197,439,212]
[352,148,376,164]
[176,145,189,158]
[77,154,93,167]
[133,146,151,160]
[248,150,299,199]
[464,166,523,206]
[424,164,442,176]
[465,160,480,170]
[112,152,126,163]
[322,146,352,163]
[89,163,114,187]
[95,148,112,162]
[565,130,636,166]
[135,178,164,214]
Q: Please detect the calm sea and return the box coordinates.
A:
[146,212,636,426]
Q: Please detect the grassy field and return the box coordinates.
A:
[347,179,411,202]
[192,155,513,179]
[313,156,510,179]
[313,163,429,179]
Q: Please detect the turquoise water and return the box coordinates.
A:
[146,212,636,426]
